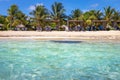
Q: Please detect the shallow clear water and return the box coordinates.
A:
[0,39,120,80]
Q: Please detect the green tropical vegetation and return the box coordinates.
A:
[0,2,120,31]
[51,2,66,20]
[70,9,83,20]
[30,5,49,28]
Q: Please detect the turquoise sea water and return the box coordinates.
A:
[0,39,120,80]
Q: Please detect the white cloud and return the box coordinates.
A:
[29,5,35,11]
[28,3,44,11]
[82,9,89,13]
[36,3,44,6]
[90,3,99,8]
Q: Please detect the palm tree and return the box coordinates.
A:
[82,12,90,21]
[30,5,48,27]
[51,2,66,21]
[0,15,6,30]
[81,10,103,28]
[112,10,120,21]
[8,4,19,30]
[88,10,98,20]
[81,10,95,27]
[0,15,6,24]
[93,10,103,20]
[83,10,103,20]
[112,10,120,28]
[14,11,27,26]
[104,6,115,21]
[70,9,83,20]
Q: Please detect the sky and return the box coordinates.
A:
[0,0,120,16]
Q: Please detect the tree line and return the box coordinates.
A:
[0,2,120,31]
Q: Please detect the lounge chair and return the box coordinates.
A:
[114,26,120,30]
[36,26,42,31]
[99,25,104,30]
[45,26,51,31]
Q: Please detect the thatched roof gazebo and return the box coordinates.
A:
[92,20,108,23]
[92,20,108,28]
[111,20,120,30]
[67,20,84,31]
[15,24,27,31]
[116,20,120,23]
[67,20,84,26]
[44,20,60,30]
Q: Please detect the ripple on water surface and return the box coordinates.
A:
[0,40,120,80]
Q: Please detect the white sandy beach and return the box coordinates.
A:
[0,31,120,40]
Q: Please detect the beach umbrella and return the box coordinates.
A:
[61,25,69,31]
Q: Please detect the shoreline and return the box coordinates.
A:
[0,31,120,41]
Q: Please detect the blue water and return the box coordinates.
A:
[0,39,120,80]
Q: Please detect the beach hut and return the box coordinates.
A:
[15,24,27,31]
[111,20,120,30]
[44,20,60,31]
[92,20,108,30]
[67,20,84,31]
[116,20,120,25]
[68,20,84,26]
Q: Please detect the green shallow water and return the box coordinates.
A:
[0,39,120,80]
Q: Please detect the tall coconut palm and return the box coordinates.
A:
[112,10,120,21]
[82,12,90,21]
[93,10,103,20]
[70,9,83,20]
[88,10,97,20]
[112,10,120,27]
[104,6,115,21]
[15,11,27,25]
[83,10,103,20]
[81,10,103,27]
[0,15,6,30]
[51,2,66,20]
[8,4,19,29]
[30,5,48,27]
[0,15,6,24]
